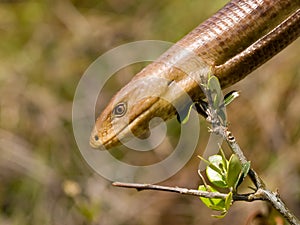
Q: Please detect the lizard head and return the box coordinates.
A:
[89,47,209,150]
[89,65,178,150]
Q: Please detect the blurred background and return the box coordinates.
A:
[0,0,299,224]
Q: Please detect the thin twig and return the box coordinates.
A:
[112,181,260,202]
[113,182,227,199]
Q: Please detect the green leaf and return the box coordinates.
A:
[224,91,239,106]
[241,161,251,179]
[207,167,227,188]
[217,108,227,125]
[211,192,232,218]
[226,154,242,189]
[198,185,233,219]
[207,75,229,125]
[219,148,228,169]
[208,76,222,109]
[224,191,233,210]
[234,161,251,188]
[198,185,226,212]
[208,155,225,174]
[212,211,228,219]
[206,155,227,188]
[197,155,211,167]
[176,102,194,124]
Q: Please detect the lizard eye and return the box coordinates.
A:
[112,102,127,118]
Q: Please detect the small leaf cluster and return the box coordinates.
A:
[198,149,250,218]
[177,75,239,125]
[205,76,239,125]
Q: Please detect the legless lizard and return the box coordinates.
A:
[90,0,300,149]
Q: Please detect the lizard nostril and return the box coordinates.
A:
[94,135,99,141]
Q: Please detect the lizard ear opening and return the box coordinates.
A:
[112,102,127,118]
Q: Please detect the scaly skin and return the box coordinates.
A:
[90,0,300,149]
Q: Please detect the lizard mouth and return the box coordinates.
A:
[89,126,105,149]
[90,97,162,150]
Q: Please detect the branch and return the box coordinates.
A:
[205,96,300,224]
[113,181,262,202]
[208,125,300,224]
[197,75,300,224]
[112,130,300,225]
[256,188,300,225]
[113,182,226,199]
